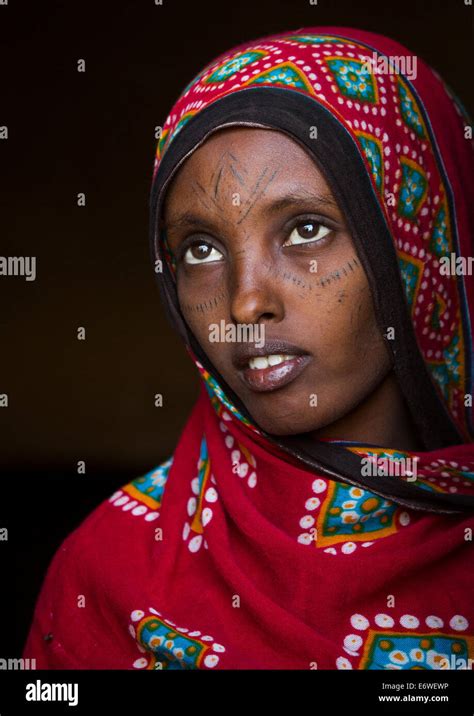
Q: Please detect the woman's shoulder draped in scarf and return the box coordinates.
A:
[23,26,474,670]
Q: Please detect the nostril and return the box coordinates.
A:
[230,283,284,327]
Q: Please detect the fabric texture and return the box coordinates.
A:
[23,26,474,670]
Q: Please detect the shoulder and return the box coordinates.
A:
[23,456,174,668]
[61,455,175,565]
[62,456,174,547]
[39,458,172,600]
[106,456,173,525]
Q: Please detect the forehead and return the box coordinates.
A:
[163,127,330,211]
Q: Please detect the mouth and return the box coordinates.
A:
[233,340,312,393]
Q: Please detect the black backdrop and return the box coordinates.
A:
[0,0,472,658]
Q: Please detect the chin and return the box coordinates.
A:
[247,409,321,437]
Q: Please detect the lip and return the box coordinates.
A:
[232,339,312,393]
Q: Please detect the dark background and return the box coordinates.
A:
[0,0,472,657]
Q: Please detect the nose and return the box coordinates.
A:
[228,245,284,326]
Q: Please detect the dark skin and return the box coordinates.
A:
[162,128,421,451]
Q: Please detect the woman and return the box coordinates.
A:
[23,26,474,670]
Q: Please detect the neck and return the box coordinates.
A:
[313,370,423,452]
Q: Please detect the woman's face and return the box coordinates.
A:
[163,128,392,436]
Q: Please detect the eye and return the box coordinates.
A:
[283,220,332,247]
[183,240,224,265]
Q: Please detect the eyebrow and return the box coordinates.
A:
[266,191,338,214]
[162,190,339,233]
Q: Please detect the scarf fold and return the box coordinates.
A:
[23,25,474,671]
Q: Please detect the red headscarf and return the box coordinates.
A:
[24,26,474,670]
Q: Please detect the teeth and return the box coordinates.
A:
[249,356,269,370]
[248,354,296,370]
